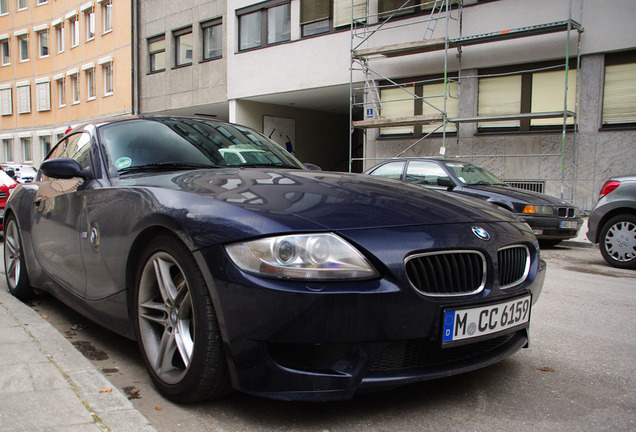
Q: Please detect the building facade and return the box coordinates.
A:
[0,0,132,167]
[1,0,635,213]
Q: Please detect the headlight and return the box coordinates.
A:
[225,233,379,280]
[522,205,553,215]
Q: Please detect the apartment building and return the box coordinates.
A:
[1,1,634,212]
[0,0,132,166]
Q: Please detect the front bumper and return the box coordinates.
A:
[521,215,583,240]
[200,223,546,401]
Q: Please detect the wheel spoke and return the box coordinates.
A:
[156,326,179,373]
[153,257,179,306]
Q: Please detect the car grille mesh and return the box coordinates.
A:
[558,207,576,218]
[405,251,485,296]
[0,191,6,200]
[498,246,530,289]
[369,332,522,372]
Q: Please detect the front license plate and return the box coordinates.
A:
[559,220,578,229]
[442,295,531,346]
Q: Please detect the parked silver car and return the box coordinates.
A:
[587,174,636,269]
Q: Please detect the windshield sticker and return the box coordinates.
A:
[115,157,132,170]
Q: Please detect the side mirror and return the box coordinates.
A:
[437,176,456,190]
[40,158,92,179]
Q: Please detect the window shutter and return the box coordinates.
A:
[603,62,636,125]
[531,69,577,126]
[0,88,12,115]
[37,82,51,111]
[333,0,366,28]
[379,85,415,135]
[422,81,458,133]
[17,85,31,114]
[301,0,329,25]
[478,75,521,128]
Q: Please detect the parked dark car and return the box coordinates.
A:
[364,158,582,246]
[4,116,545,402]
[0,170,18,231]
[586,174,636,269]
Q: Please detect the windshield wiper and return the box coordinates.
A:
[118,162,218,174]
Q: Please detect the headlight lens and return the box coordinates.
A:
[522,205,553,215]
[225,233,379,280]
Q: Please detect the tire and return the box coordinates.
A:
[133,234,230,402]
[599,214,636,270]
[3,215,34,300]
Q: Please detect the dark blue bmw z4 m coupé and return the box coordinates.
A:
[3,116,546,402]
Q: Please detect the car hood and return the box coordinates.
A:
[466,184,573,206]
[118,168,520,233]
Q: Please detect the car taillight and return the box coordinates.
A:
[598,180,620,200]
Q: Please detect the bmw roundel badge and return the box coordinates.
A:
[472,226,491,241]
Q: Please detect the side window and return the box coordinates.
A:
[405,161,447,186]
[369,161,405,180]
[41,132,92,180]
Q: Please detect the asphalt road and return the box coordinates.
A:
[6,242,636,432]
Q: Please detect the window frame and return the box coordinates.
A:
[18,33,29,62]
[148,34,166,73]
[201,18,222,61]
[85,67,96,100]
[37,29,49,58]
[70,73,80,104]
[17,0,28,11]
[1,37,10,66]
[237,0,291,52]
[0,0,8,15]
[101,61,113,96]
[69,15,80,48]
[601,50,636,129]
[173,26,193,68]
[3,138,14,162]
[476,60,579,133]
[56,76,66,108]
[20,136,33,163]
[102,0,113,34]
[36,79,51,112]
[84,7,96,41]
[55,22,65,53]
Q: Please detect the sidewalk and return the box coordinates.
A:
[0,287,156,432]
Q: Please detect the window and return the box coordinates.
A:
[17,83,31,114]
[70,73,80,104]
[37,0,48,4]
[378,78,458,136]
[174,27,193,67]
[368,161,405,180]
[602,51,636,126]
[0,0,7,15]
[85,67,96,100]
[101,61,113,95]
[238,1,290,51]
[0,86,12,115]
[102,0,112,33]
[18,33,29,61]
[21,137,32,162]
[148,35,165,72]
[38,29,49,57]
[70,16,79,47]
[301,0,330,36]
[403,160,448,186]
[333,0,366,28]
[56,76,66,107]
[85,7,95,41]
[477,63,578,131]
[55,23,65,53]
[36,80,51,111]
[202,19,222,60]
[1,37,9,66]
[3,139,14,162]
[17,0,27,10]
[40,135,51,158]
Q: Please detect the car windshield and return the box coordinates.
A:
[444,162,506,186]
[99,117,305,175]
